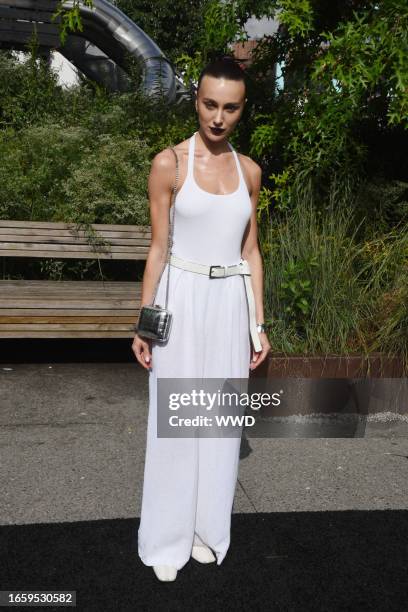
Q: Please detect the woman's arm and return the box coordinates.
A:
[241,159,264,325]
[240,157,271,369]
[132,148,176,370]
[140,149,176,307]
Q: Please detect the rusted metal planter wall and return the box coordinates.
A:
[247,353,407,438]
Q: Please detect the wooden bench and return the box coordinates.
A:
[0,220,151,338]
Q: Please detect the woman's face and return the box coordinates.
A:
[195,74,246,141]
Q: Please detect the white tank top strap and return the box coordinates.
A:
[185,131,196,179]
[227,141,245,187]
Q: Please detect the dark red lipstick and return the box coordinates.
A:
[210,126,225,134]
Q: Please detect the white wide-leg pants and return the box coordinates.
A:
[137,370,243,570]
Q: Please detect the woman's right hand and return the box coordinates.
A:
[132,333,152,370]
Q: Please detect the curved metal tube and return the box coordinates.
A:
[61,0,177,101]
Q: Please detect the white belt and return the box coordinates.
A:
[169,253,262,352]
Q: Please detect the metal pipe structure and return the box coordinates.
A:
[0,0,190,102]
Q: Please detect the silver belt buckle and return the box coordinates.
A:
[209,265,226,278]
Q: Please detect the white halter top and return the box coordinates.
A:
[170,130,252,267]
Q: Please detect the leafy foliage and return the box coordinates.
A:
[51,0,95,46]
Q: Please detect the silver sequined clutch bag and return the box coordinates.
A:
[135,304,173,342]
[134,146,178,343]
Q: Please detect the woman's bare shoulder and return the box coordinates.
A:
[150,136,190,172]
[237,152,262,194]
[238,152,262,176]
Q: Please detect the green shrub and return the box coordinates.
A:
[0,122,152,225]
[262,191,408,367]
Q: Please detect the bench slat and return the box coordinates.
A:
[0,317,139,331]
[0,291,142,297]
[0,226,151,235]
[0,299,140,308]
[0,324,137,330]
[0,280,141,287]
[0,235,151,246]
[0,220,151,231]
[0,242,149,252]
[0,249,148,259]
[0,230,151,241]
[0,309,139,316]
[0,284,142,297]
[0,331,136,338]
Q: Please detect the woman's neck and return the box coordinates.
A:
[196,128,230,156]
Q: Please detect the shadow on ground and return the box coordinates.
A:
[0,340,135,363]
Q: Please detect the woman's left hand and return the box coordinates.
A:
[249,332,271,371]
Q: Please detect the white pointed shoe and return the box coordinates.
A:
[153,565,178,581]
[191,544,216,563]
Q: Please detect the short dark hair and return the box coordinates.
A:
[197,56,247,95]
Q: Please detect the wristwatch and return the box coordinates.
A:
[256,323,266,334]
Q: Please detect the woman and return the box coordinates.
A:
[132,57,271,582]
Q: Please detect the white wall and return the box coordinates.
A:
[12,49,81,88]
[50,51,81,88]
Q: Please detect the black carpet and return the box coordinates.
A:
[1,511,407,611]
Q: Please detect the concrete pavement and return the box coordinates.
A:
[1,363,407,526]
